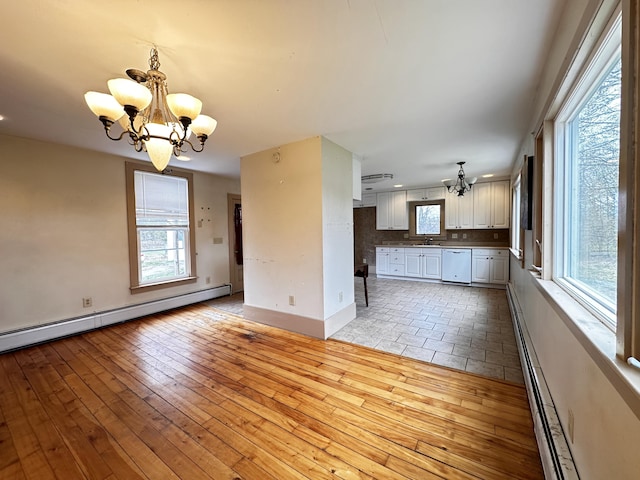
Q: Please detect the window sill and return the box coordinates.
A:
[130,276,197,294]
[509,248,523,261]
[532,273,640,420]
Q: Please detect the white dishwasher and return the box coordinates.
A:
[441,248,472,284]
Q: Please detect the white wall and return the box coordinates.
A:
[321,137,355,320]
[240,136,355,338]
[241,137,325,319]
[0,134,240,334]
[511,263,640,479]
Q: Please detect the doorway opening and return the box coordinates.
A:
[227,193,243,293]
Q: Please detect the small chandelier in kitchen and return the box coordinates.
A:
[443,161,477,196]
[84,48,217,172]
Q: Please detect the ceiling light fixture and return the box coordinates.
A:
[84,47,217,172]
[443,161,477,197]
[361,173,393,184]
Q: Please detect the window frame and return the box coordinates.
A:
[553,11,622,330]
[618,0,640,360]
[125,161,197,293]
[408,200,446,242]
[511,173,522,263]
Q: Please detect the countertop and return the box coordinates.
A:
[376,243,509,249]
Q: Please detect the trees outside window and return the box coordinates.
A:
[416,205,441,235]
[566,57,621,311]
[556,16,621,326]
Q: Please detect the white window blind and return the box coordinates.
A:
[134,171,191,284]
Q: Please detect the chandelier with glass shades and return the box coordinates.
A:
[84,48,217,171]
[442,161,477,196]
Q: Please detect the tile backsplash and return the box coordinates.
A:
[353,207,509,266]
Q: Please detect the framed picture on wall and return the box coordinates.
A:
[521,155,534,230]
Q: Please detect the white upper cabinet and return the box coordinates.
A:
[376,191,408,230]
[445,189,474,229]
[353,192,377,208]
[473,181,510,229]
[406,186,446,202]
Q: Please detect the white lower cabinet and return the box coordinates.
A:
[471,249,509,284]
[405,251,422,277]
[376,248,389,275]
[424,251,442,279]
[377,246,507,286]
[387,247,405,275]
[404,248,442,279]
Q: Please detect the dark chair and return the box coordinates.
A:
[354,264,369,307]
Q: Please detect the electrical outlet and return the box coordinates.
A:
[339,292,343,302]
[462,233,467,239]
[289,295,295,306]
[452,233,458,239]
[403,233,409,238]
[83,297,92,308]
[494,233,499,239]
[213,237,223,244]
[363,258,367,264]
[568,409,575,443]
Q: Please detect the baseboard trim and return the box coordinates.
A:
[242,305,325,338]
[0,285,232,353]
[506,283,579,480]
[242,303,355,339]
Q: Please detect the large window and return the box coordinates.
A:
[126,162,197,291]
[555,15,621,327]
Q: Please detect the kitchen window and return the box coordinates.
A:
[125,162,197,292]
[408,200,445,241]
[554,12,621,328]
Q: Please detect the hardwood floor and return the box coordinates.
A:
[0,304,543,479]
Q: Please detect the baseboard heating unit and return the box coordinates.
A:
[506,283,579,480]
[0,284,231,353]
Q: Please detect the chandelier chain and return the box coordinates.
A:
[149,47,160,71]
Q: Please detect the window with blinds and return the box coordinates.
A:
[126,163,196,291]
[134,171,191,284]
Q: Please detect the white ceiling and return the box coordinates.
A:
[0,0,564,191]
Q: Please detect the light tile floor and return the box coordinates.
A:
[206,277,524,384]
[342,277,524,383]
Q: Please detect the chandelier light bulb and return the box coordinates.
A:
[190,115,218,137]
[144,123,174,171]
[108,78,152,111]
[166,93,202,121]
[84,92,125,122]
